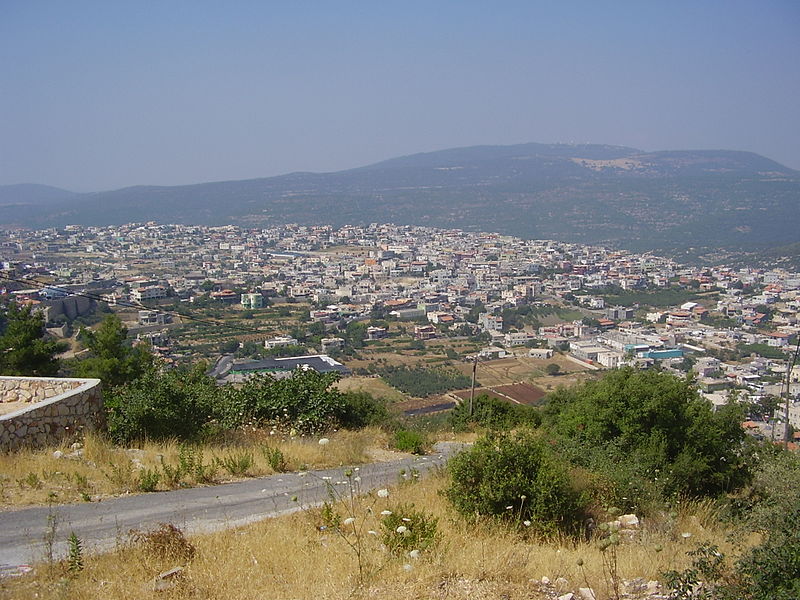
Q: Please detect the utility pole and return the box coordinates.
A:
[783,336,800,448]
[469,353,478,417]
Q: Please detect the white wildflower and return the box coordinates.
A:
[396,525,408,534]
[377,488,390,498]
[381,510,392,516]
[523,520,532,527]
[409,549,420,559]
[681,532,692,539]
[343,517,355,525]
[318,438,330,446]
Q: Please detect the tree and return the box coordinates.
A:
[546,363,561,376]
[582,316,601,328]
[466,302,485,324]
[0,303,67,376]
[344,321,367,349]
[219,339,240,354]
[74,314,153,388]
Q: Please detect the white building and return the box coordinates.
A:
[265,335,299,349]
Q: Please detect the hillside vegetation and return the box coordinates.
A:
[2,367,798,599]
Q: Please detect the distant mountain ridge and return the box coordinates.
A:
[0,184,76,206]
[1,143,798,254]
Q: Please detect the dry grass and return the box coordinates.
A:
[0,428,389,507]
[0,473,750,600]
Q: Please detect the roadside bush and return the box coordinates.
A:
[450,394,541,432]
[215,450,254,476]
[262,445,288,473]
[136,468,161,493]
[234,371,346,433]
[445,431,586,537]
[107,367,354,442]
[393,430,428,455]
[105,365,220,444]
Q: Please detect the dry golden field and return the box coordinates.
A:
[0,471,749,600]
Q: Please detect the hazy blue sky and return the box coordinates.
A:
[1,1,798,191]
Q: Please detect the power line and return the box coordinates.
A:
[0,273,270,336]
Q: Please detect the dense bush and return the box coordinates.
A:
[232,371,346,433]
[393,430,428,454]
[106,367,374,443]
[543,368,749,502]
[445,432,586,536]
[106,365,221,443]
[449,394,541,432]
[74,314,154,388]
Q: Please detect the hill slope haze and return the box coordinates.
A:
[1,143,797,253]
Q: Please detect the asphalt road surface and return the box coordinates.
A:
[0,442,463,572]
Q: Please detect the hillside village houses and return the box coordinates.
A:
[2,221,800,442]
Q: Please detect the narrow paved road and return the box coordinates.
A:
[0,442,462,571]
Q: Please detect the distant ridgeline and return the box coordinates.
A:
[2,143,798,253]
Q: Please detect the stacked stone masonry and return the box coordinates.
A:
[0,376,103,451]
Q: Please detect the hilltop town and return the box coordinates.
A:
[1,222,798,442]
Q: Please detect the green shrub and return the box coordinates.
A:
[106,367,351,442]
[175,444,218,483]
[450,394,541,432]
[159,457,186,489]
[233,371,346,434]
[262,445,288,473]
[393,430,427,455]
[445,431,586,537]
[105,365,221,443]
[544,367,749,500]
[380,503,439,556]
[216,450,254,476]
[137,468,161,493]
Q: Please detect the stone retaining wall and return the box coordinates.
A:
[0,377,103,451]
[0,377,84,404]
